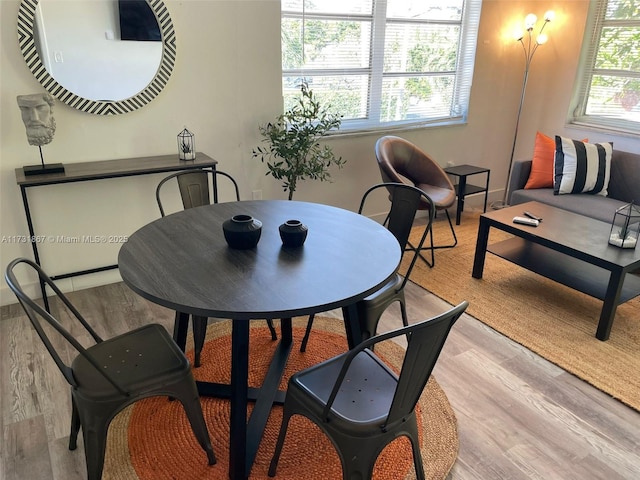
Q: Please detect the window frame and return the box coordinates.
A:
[281,0,482,134]
[568,0,640,135]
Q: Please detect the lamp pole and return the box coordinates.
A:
[493,11,554,209]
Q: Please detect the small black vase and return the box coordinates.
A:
[279,219,308,248]
[222,214,262,249]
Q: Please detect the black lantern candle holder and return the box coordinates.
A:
[608,201,640,249]
[177,127,196,161]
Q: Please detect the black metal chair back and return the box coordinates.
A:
[156,168,240,216]
[359,182,435,289]
[387,303,462,423]
[299,183,435,351]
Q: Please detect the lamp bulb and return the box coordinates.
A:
[544,10,555,22]
[514,29,525,41]
[525,13,537,30]
[536,33,548,45]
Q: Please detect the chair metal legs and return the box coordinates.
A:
[192,317,277,366]
[269,397,425,480]
[174,375,217,466]
[174,312,278,366]
[268,400,294,477]
[75,401,112,480]
[266,319,278,340]
[407,209,457,268]
[69,396,81,450]
[299,286,407,353]
[192,316,208,367]
[299,314,315,353]
[72,374,216,480]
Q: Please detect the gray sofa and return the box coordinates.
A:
[507,149,640,223]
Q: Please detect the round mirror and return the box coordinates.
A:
[17,0,176,115]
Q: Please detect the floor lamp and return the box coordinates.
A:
[493,11,554,209]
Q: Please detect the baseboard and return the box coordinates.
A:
[0,281,48,307]
[1,270,123,307]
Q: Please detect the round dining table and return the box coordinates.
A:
[118,200,401,480]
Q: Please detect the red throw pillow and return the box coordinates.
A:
[524,132,555,189]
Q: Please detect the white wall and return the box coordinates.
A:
[1,0,638,305]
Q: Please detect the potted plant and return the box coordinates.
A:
[253,82,345,200]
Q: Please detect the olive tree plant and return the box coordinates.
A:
[252,82,345,200]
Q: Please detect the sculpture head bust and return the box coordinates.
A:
[17,93,56,146]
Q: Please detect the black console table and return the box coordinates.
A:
[15,153,218,310]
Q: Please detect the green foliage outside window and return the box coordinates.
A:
[281,1,480,130]
[590,0,640,113]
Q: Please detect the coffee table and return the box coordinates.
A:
[472,201,640,341]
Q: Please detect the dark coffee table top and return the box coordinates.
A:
[118,200,401,320]
[482,201,640,269]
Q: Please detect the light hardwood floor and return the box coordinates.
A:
[2,274,639,479]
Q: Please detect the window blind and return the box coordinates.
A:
[281,0,482,133]
[569,0,640,135]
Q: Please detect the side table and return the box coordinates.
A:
[444,164,490,225]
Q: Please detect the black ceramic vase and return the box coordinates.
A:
[279,219,308,248]
[222,214,262,249]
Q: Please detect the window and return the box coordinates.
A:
[281,0,482,133]
[569,0,640,134]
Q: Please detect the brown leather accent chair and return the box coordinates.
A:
[375,136,457,267]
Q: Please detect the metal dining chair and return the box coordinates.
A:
[270,301,469,480]
[5,258,216,480]
[375,135,458,267]
[300,182,435,352]
[156,168,277,366]
[156,168,239,216]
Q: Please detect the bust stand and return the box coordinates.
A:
[23,146,64,176]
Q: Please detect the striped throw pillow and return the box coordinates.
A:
[554,136,613,196]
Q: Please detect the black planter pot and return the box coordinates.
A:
[222,214,262,249]
[279,219,308,248]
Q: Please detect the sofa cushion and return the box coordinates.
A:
[608,150,639,203]
[508,148,640,226]
[510,188,627,224]
[554,137,613,196]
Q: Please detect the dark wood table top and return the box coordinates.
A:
[118,200,401,320]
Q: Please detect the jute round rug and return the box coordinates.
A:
[103,317,458,479]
